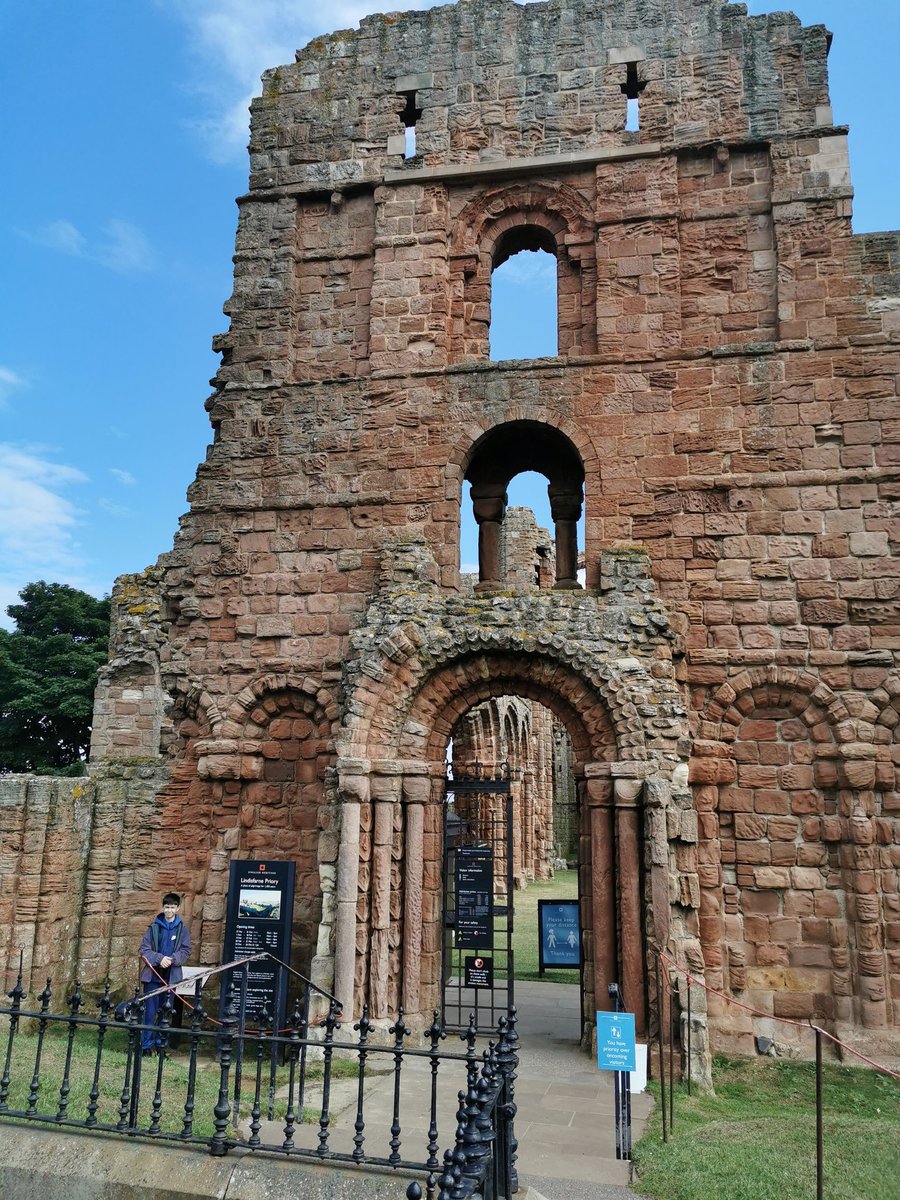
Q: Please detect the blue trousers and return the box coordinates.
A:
[141,980,172,1050]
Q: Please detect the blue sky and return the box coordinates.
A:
[1,1,897,626]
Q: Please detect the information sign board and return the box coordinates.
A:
[538,899,581,972]
[596,1011,637,1073]
[454,846,494,949]
[222,859,295,1029]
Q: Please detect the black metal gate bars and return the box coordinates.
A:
[442,769,514,1033]
[0,961,519,1200]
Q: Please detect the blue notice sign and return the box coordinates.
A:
[596,1011,637,1073]
[538,900,580,971]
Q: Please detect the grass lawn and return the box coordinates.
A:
[632,1054,900,1200]
[0,1019,224,1137]
[506,871,580,984]
[0,1015,361,1140]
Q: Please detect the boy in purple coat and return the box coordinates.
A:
[138,892,192,1054]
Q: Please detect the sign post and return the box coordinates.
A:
[222,859,295,1033]
[537,899,580,974]
[596,1008,636,1161]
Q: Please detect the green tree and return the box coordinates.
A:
[0,582,110,774]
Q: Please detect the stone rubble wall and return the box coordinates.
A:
[0,764,172,994]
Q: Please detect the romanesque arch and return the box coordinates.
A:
[329,539,694,1045]
[465,420,585,589]
[449,180,597,360]
[696,667,893,1049]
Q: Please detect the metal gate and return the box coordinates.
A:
[441,767,514,1032]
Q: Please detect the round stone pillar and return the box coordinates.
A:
[548,484,583,589]
[334,764,369,1019]
[471,483,507,590]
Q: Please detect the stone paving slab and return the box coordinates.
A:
[243,981,648,1198]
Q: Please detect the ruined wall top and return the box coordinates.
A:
[248,0,835,194]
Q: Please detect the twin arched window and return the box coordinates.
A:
[465,421,584,591]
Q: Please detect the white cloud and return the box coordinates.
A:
[23,218,154,273]
[95,220,156,273]
[0,367,27,407]
[159,0,447,162]
[110,467,137,486]
[0,444,97,628]
[98,498,133,517]
[29,219,87,258]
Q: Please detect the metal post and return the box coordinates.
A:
[656,958,667,1144]
[815,1027,824,1200]
[668,972,675,1133]
[691,974,696,1099]
[210,987,237,1156]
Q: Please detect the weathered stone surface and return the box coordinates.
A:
[3,0,897,1062]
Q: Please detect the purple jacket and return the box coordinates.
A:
[139,914,191,986]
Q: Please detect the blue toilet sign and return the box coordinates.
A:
[596,1011,637,1072]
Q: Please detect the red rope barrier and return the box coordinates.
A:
[659,950,900,1083]
[140,953,323,1036]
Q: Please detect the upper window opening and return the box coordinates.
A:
[464,421,584,592]
[490,227,558,361]
[621,62,646,132]
[400,90,422,159]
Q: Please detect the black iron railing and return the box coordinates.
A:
[0,963,518,1200]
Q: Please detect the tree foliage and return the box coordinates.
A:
[0,582,111,774]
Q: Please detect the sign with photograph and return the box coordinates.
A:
[454,845,494,949]
[223,859,295,1027]
[538,899,581,972]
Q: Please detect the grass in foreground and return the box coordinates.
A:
[632,1053,900,1200]
[0,1015,362,1139]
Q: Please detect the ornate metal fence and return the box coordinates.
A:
[0,963,518,1200]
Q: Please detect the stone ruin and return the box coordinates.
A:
[1,0,898,1068]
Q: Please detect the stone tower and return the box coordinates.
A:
[5,0,897,1062]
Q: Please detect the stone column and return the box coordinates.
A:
[522,768,535,879]
[845,800,889,1031]
[369,772,400,1018]
[334,765,368,1019]
[401,773,430,1017]
[615,777,646,1036]
[509,765,524,884]
[471,483,507,590]
[585,776,616,1018]
[548,485,583,589]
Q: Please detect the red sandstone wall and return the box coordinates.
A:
[71,0,900,1045]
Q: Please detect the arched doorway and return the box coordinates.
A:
[333,636,664,1047]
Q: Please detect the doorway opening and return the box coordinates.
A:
[441,697,582,1040]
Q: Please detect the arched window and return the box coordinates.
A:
[465,421,584,591]
[490,227,558,361]
[449,184,597,362]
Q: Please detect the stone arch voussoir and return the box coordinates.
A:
[451,180,596,265]
[704,667,849,743]
[340,627,677,770]
[217,673,339,739]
